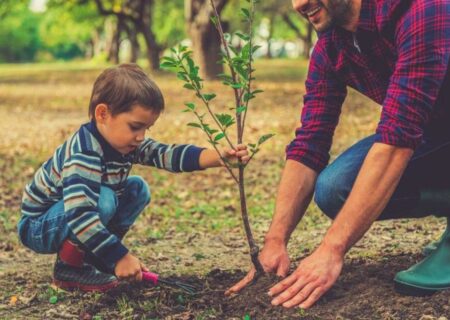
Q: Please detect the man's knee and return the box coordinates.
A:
[314,168,349,220]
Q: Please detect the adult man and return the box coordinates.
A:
[226,0,450,309]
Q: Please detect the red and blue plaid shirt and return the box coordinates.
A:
[286,0,450,172]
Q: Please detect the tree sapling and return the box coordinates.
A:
[161,0,273,279]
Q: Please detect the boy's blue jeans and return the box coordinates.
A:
[315,134,450,220]
[18,176,150,254]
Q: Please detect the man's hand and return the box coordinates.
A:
[269,244,344,309]
[115,253,146,281]
[225,240,290,295]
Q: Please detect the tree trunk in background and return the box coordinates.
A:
[282,13,314,59]
[123,22,140,63]
[127,0,161,70]
[94,0,161,69]
[90,28,103,58]
[185,0,227,79]
[266,16,275,59]
[108,17,123,64]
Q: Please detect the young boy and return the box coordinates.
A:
[17,63,249,292]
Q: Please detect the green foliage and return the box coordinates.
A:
[153,0,185,49]
[0,0,105,62]
[40,2,103,60]
[43,286,65,304]
[160,0,274,170]
[0,3,41,62]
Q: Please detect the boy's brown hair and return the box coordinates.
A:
[88,63,164,119]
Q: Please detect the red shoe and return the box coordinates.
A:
[52,240,118,292]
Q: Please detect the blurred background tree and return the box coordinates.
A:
[0,0,41,62]
[0,0,316,73]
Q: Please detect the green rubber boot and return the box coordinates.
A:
[394,218,450,296]
[422,226,449,256]
[407,188,450,256]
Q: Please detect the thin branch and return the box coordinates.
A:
[210,0,244,143]
[192,111,239,184]
[241,0,255,141]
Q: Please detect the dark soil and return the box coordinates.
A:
[2,253,450,319]
[73,255,450,319]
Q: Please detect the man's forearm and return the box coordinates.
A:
[322,143,414,255]
[265,160,318,246]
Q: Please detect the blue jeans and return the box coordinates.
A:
[315,135,450,220]
[18,176,151,254]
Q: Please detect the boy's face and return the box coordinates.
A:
[95,104,160,155]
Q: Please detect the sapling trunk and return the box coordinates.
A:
[161,0,272,277]
[238,167,264,274]
[209,0,264,275]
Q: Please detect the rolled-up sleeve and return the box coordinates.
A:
[286,40,347,172]
[375,1,450,149]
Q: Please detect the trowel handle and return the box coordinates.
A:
[142,271,159,285]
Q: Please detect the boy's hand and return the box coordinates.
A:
[115,253,146,281]
[221,144,250,165]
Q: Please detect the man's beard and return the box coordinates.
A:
[328,0,353,28]
[306,0,354,32]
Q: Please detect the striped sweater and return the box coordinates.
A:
[21,121,204,271]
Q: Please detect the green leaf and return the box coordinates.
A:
[181,51,192,60]
[160,61,175,68]
[183,83,195,90]
[235,32,250,41]
[210,15,219,26]
[203,124,218,135]
[252,89,264,94]
[241,8,250,19]
[243,93,254,102]
[214,133,225,141]
[235,65,248,81]
[216,113,235,127]
[187,57,196,73]
[184,102,195,110]
[203,93,217,102]
[258,133,275,145]
[208,139,219,146]
[187,122,201,128]
[177,73,189,82]
[252,45,262,54]
[218,73,233,82]
[241,43,251,59]
[231,83,244,89]
[237,106,247,114]
[162,56,176,63]
[229,46,239,57]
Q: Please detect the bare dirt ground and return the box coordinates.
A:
[0,60,449,319]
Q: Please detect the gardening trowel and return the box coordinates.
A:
[142,271,196,294]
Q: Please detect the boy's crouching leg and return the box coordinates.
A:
[108,176,151,236]
[53,239,118,292]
